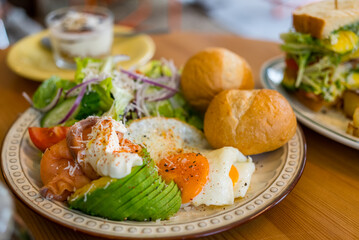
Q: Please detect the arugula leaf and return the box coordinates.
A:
[32,76,76,109]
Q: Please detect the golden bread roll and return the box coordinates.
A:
[181,47,254,112]
[204,89,297,155]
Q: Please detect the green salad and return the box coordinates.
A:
[26,57,203,129]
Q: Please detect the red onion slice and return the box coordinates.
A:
[23,88,63,113]
[66,78,100,98]
[22,92,33,106]
[120,69,178,92]
[148,90,177,102]
[58,86,86,124]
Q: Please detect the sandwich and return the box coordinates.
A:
[281,0,359,111]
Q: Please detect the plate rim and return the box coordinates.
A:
[1,108,307,239]
[260,56,359,150]
[6,25,155,82]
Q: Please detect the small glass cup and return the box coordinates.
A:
[46,6,114,69]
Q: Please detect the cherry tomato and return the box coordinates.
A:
[28,126,69,152]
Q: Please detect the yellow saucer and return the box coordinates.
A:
[7,26,155,81]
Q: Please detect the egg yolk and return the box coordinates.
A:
[229,165,239,187]
[158,153,209,203]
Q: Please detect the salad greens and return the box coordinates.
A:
[335,21,359,35]
[32,76,76,110]
[281,29,359,102]
[30,57,203,129]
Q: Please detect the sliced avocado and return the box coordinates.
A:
[113,175,164,221]
[69,159,158,218]
[68,154,182,221]
[89,148,155,214]
[69,157,154,213]
[68,176,114,210]
[69,164,144,212]
[128,178,167,221]
[93,160,156,217]
[158,187,182,220]
[69,148,153,213]
[84,165,150,216]
[107,169,159,220]
[149,183,182,221]
[139,182,178,220]
[132,181,176,220]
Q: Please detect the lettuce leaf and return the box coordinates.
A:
[280,32,329,55]
[335,21,359,35]
[139,61,203,129]
[145,93,203,130]
[32,76,76,109]
[105,87,134,121]
[92,77,114,111]
[138,60,172,78]
[74,58,102,83]
[75,91,102,120]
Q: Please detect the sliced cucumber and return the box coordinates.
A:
[41,97,79,127]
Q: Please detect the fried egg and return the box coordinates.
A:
[126,117,255,206]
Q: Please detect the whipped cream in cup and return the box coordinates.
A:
[46,6,114,69]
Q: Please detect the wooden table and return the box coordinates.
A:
[1,32,358,240]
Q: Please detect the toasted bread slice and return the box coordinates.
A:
[293,0,359,39]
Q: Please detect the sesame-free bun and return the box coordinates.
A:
[204,89,297,155]
[181,48,254,112]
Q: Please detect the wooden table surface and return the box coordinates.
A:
[1,32,359,240]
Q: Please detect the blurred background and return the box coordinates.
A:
[0,0,319,50]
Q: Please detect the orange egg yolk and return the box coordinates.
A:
[229,165,239,187]
[158,153,209,204]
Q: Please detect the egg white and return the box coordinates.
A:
[192,147,254,206]
[126,117,211,163]
[126,117,255,206]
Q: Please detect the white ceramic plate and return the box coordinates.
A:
[2,108,306,239]
[261,57,359,150]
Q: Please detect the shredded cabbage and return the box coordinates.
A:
[281,31,359,102]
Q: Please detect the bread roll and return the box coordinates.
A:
[293,0,359,39]
[181,47,254,112]
[204,89,297,155]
